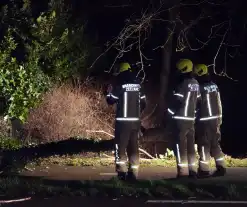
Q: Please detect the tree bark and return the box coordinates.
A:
[11,117,24,139]
[151,8,178,127]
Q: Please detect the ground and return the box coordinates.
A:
[2,138,247,206]
[19,165,247,181]
[3,197,247,207]
[2,166,247,206]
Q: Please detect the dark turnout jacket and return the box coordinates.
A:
[168,74,201,121]
[106,71,146,122]
[197,80,222,121]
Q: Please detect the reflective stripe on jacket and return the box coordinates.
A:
[197,81,222,121]
[168,78,200,121]
[106,83,146,122]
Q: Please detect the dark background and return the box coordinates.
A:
[78,1,245,156]
[1,0,246,156]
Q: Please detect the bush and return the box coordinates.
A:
[0,136,22,151]
[0,0,90,123]
[0,116,10,138]
[0,30,50,122]
[24,82,115,143]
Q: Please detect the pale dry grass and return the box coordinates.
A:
[0,116,10,137]
[24,82,115,143]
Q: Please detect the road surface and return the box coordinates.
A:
[2,197,247,207]
[2,166,247,206]
[19,165,247,182]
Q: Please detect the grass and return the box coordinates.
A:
[1,138,247,201]
[1,137,247,173]
[1,175,247,200]
[30,153,247,168]
[0,136,22,150]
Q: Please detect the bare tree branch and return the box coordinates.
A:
[88,1,176,75]
[173,11,238,80]
[211,23,229,75]
[89,0,240,81]
[104,4,132,8]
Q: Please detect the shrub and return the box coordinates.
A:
[0,0,90,123]
[0,30,50,122]
[24,82,115,143]
[0,136,22,151]
[32,0,89,82]
[0,116,10,138]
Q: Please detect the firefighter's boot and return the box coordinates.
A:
[212,166,226,177]
[197,169,211,179]
[117,172,127,181]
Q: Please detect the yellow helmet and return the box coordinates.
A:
[119,62,131,73]
[194,64,208,76]
[176,59,193,73]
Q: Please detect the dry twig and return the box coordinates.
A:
[86,130,156,159]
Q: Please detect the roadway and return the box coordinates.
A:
[2,166,247,206]
[2,197,247,207]
[19,165,247,182]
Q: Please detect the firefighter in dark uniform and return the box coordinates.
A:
[167,59,200,178]
[106,62,146,181]
[194,64,226,178]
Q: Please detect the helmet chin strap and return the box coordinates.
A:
[180,66,188,73]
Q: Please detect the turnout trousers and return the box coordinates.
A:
[173,119,197,176]
[114,121,140,176]
[197,119,225,172]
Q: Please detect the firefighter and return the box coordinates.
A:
[194,64,226,178]
[106,62,146,181]
[167,59,200,178]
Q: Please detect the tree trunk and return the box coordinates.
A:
[151,8,178,127]
[141,3,181,148]
[11,117,23,139]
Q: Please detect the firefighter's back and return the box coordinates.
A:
[175,77,200,121]
[199,81,222,121]
[115,83,141,124]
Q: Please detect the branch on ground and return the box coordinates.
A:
[86,130,156,159]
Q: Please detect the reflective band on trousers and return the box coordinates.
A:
[200,160,209,164]
[178,163,188,167]
[116,117,139,121]
[176,144,181,163]
[200,146,209,164]
[115,144,119,161]
[178,163,196,167]
[200,115,222,121]
[216,157,224,161]
[116,161,126,165]
[177,144,195,168]
[130,165,139,169]
[173,116,195,120]
[140,95,146,99]
[202,146,206,161]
